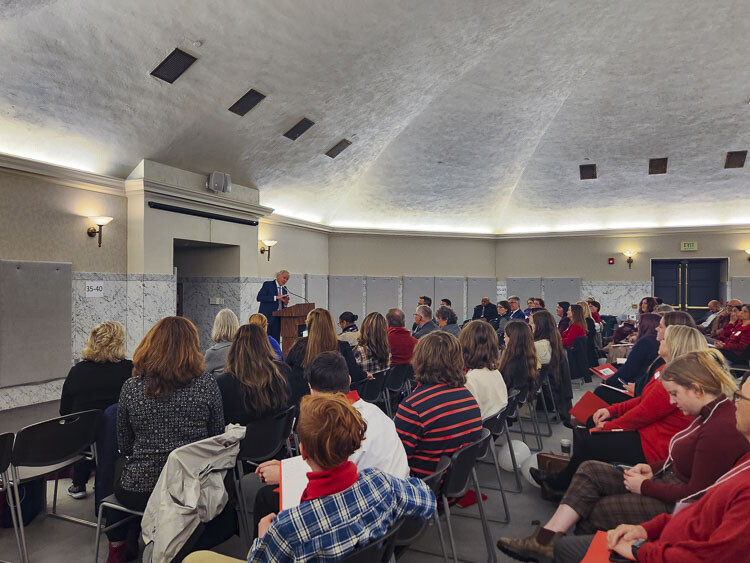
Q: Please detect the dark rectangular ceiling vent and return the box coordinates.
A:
[725,150,747,169]
[228,89,266,116]
[283,118,315,140]
[649,157,668,175]
[326,139,352,159]
[150,48,197,83]
[579,163,597,180]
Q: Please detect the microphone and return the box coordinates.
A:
[285,289,308,303]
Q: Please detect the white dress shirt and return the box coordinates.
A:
[350,399,410,478]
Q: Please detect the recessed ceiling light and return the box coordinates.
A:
[649,157,668,175]
[228,89,265,116]
[579,163,597,180]
[725,151,747,169]
[283,118,315,140]
[326,139,352,159]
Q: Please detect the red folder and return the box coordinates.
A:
[581,531,610,562]
[569,391,610,423]
[590,363,617,379]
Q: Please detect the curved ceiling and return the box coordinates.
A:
[1,0,749,234]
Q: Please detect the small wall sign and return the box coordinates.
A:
[680,241,698,252]
[85,282,106,298]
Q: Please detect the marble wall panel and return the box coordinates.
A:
[240,279,265,323]
[496,281,507,303]
[0,379,64,410]
[71,273,128,362]
[126,275,145,356]
[581,281,652,319]
[179,277,240,352]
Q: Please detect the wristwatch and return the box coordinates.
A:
[631,539,646,560]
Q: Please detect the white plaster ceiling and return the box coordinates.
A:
[1,0,749,234]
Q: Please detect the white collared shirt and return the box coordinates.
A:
[350,399,410,478]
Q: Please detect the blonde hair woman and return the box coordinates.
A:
[285,308,365,404]
[204,308,239,375]
[60,321,132,499]
[249,313,283,360]
[499,348,748,560]
[353,312,391,375]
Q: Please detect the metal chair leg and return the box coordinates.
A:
[528,407,544,452]
[503,420,523,493]
[489,444,511,522]
[233,464,251,550]
[3,470,25,563]
[11,467,29,563]
[441,495,458,563]
[544,380,560,424]
[538,389,554,437]
[432,511,449,563]
[94,502,105,563]
[472,469,497,563]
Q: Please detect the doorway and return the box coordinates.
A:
[651,259,727,320]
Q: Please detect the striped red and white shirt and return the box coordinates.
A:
[395,383,483,477]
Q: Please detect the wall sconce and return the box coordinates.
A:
[87,216,113,247]
[259,239,278,261]
[623,250,636,269]
[745,249,750,262]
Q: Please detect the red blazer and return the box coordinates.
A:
[387,327,417,365]
[720,321,750,352]
[604,374,692,464]
[561,323,586,348]
[717,320,738,342]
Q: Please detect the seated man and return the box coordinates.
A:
[440,298,452,307]
[508,296,526,320]
[552,373,750,563]
[187,393,435,563]
[412,305,438,339]
[386,308,417,365]
[252,351,410,532]
[710,299,741,339]
[698,300,722,333]
[411,296,431,331]
[473,297,499,321]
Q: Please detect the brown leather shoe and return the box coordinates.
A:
[496,522,563,562]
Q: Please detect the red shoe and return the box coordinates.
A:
[107,543,127,563]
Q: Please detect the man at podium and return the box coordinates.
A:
[257,270,290,340]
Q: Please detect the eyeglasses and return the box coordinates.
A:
[732,390,750,403]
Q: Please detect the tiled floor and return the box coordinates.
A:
[0,387,591,562]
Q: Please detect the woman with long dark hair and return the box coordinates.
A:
[499,320,539,398]
[353,312,391,375]
[556,302,571,333]
[561,304,587,349]
[531,310,573,422]
[460,320,507,418]
[217,324,291,425]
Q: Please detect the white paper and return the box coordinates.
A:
[281,455,312,511]
[599,368,615,376]
[615,358,627,365]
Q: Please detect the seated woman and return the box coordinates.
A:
[715,303,750,363]
[107,317,225,563]
[497,349,749,561]
[60,321,133,500]
[531,324,706,495]
[577,301,599,366]
[187,393,436,562]
[216,324,292,425]
[561,304,587,349]
[594,313,660,396]
[531,310,573,422]
[499,320,539,400]
[204,308,239,375]
[337,311,360,347]
[248,313,283,360]
[435,305,461,337]
[556,301,571,334]
[395,331,483,477]
[459,320,508,418]
[352,311,391,375]
[286,308,364,404]
[495,300,512,338]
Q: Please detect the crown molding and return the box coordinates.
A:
[0,152,126,196]
[259,214,334,233]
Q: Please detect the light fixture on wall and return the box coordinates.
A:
[745,249,750,262]
[260,239,278,261]
[87,216,113,247]
[623,250,636,269]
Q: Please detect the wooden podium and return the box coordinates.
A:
[274,303,315,357]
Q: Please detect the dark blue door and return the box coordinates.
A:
[652,259,723,321]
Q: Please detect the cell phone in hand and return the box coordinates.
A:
[609,551,630,562]
[615,464,633,471]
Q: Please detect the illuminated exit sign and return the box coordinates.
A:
[680,241,698,252]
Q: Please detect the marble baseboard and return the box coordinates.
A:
[0,379,64,411]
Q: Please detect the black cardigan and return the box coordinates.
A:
[216,361,293,425]
[59,359,133,415]
[285,339,365,404]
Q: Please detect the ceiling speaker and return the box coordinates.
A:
[207,171,232,193]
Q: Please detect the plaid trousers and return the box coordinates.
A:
[561,460,677,534]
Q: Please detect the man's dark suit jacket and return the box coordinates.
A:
[472,304,499,321]
[509,309,526,321]
[257,280,288,320]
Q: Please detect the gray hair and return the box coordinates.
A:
[508,295,520,302]
[654,304,675,313]
[276,270,289,277]
[416,305,433,320]
[211,308,239,343]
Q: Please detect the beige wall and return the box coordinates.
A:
[258,222,329,277]
[328,234,496,276]
[0,170,127,272]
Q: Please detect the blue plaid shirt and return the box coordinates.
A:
[247,468,436,562]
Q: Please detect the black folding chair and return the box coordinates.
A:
[8,410,102,563]
[385,364,414,413]
[342,518,405,562]
[568,336,591,383]
[233,406,296,547]
[477,405,513,522]
[355,369,390,415]
[508,384,545,452]
[395,456,450,560]
[0,432,24,563]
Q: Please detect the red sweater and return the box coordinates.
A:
[640,396,749,502]
[604,375,691,464]
[716,319,738,342]
[387,327,417,365]
[719,321,750,352]
[639,452,750,562]
[561,323,587,348]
